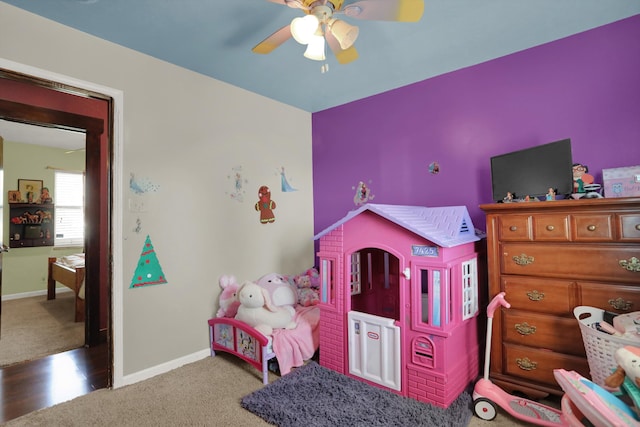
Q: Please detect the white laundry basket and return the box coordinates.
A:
[573,306,640,387]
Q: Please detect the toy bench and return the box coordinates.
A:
[208,317,276,384]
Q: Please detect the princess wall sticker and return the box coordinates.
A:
[353,180,375,205]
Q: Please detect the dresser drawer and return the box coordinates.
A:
[532,214,569,241]
[501,243,640,284]
[620,214,640,241]
[503,343,590,388]
[501,276,576,315]
[579,282,640,313]
[503,310,585,356]
[571,214,614,241]
[498,215,532,241]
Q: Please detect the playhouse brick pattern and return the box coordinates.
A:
[317,227,345,373]
[406,330,479,406]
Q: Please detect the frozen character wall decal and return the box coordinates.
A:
[227,166,247,202]
[255,185,276,224]
[353,181,375,206]
[428,161,440,174]
[129,173,159,194]
[280,166,297,192]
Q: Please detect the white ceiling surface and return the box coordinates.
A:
[0,120,86,151]
[2,1,639,115]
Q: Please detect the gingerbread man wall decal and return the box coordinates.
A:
[255,185,276,224]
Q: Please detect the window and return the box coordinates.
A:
[461,258,478,320]
[54,171,84,246]
[418,267,449,328]
[320,258,336,306]
[350,252,361,295]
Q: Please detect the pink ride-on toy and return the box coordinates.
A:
[472,292,573,425]
[473,292,640,426]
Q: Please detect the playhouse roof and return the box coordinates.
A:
[314,204,480,248]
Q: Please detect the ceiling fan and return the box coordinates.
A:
[252,0,424,65]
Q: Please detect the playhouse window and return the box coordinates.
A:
[350,252,361,295]
[461,258,478,320]
[432,270,442,327]
[419,268,447,327]
[321,258,336,306]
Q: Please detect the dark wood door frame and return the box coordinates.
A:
[0,99,111,376]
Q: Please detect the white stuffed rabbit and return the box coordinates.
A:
[235,281,297,336]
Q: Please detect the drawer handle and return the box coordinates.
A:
[526,290,544,301]
[587,225,596,231]
[509,226,518,232]
[516,357,537,371]
[515,322,537,336]
[636,224,640,231]
[546,225,555,231]
[513,254,534,266]
[609,297,633,311]
[619,257,640,273]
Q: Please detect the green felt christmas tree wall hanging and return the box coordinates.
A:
[130,235,168,288]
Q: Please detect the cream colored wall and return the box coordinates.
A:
[1,141,85,295]
[0,4,314,378]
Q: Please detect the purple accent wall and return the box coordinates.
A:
[312,15,640,233]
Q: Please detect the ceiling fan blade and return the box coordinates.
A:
[326,30,359,64]
[343,0,424,22]
[252,25,293,54]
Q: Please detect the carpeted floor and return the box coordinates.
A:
[3,352,559,426]
[242,361,472,426]
[0,292,85,367]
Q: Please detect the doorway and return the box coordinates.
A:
[0,120,86,365]
[0,70,113,387]
[347,247,402,391]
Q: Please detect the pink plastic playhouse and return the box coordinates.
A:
[314,203,481,408]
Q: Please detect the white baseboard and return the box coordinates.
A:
[2,288,72,301]
[116,348,211,388]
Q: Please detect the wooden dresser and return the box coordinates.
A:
[480,197,640,397]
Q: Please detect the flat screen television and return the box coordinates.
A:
[490,139,574,202]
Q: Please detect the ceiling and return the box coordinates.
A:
[1,1,639,147]
[3,0,640,114]
[0,119,86,150]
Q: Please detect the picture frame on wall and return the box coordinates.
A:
[8,190,21,203]
[18,179,43,204]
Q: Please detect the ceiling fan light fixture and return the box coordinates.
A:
[290,15,319,45]
[303,34,326,61]
[329,19,359,50]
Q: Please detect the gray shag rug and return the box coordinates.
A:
[241,361,473,427]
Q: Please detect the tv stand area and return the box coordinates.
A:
[480,197,640,397]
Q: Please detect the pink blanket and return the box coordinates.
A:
[271,305,320,375]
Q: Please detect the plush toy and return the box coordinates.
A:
[305,268,320,288]
[605,346,640,389]
[294,273,320,307]
[235,281,296,336]
[255,273,297,308]
[216,275,241,318]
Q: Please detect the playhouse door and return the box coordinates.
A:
[347,311,401,391]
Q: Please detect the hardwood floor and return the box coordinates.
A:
[0,344,109,423]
